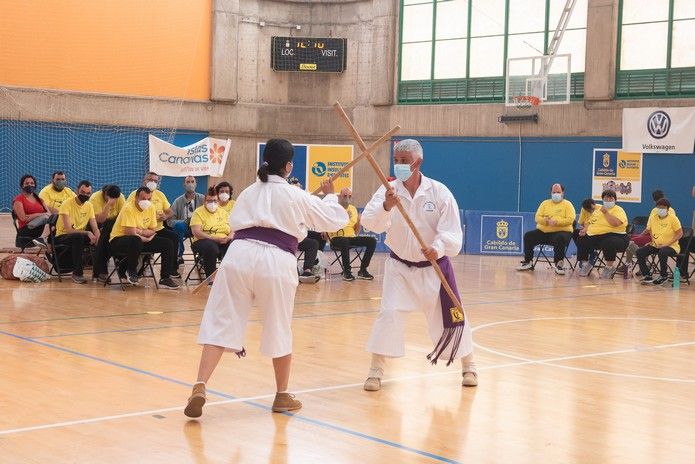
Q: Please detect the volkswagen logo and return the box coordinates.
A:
[647,111,670,139]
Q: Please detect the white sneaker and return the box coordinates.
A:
[578,263,593,277]
[363,367,383,392]
[516,261,533,271]
[554,262,565,275]
[599,266,615,279]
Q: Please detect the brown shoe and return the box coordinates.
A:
[363,377,381,391]
[184,382,206,418]
[272,392,302,413]
[462,371,478,387]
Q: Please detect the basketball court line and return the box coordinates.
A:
[2,315,694,443]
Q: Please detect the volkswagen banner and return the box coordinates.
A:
[622,107,695,154]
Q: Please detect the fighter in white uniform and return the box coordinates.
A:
[184,139,348,417]
[361,139,477,391]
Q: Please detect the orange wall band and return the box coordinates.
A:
[0,0,211,100]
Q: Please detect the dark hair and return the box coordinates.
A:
[258,139,294,182]
[651,190,664,202]
[102,184,121,199]
[655,198,671,209]
[135,186,152,198]
[215,181,232,194]
[19,174,47,211]
[581,198,595,212]
[51,171,65,179]
[77,180,91,189]
[601,189,617,201]
[206,187,217,197]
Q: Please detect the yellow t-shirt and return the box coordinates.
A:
[587,205,628,235]
[647,206,676,223]
[110,202,157,241]
[329,204,358,239]
[56,197,95,237]
[219,199,236,215]
[90,191,126,221]
[127,189,170,231]
[39,184,75,211]
[647,211,682,252]
[534,199,576,233]
[577,206,596,228]
[189,205,231,242]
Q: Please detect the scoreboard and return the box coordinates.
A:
[271,36,347,73]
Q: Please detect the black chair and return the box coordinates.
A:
[45,223,79,282]
[670,227,694,285]
[585,224,632,279]
[328,241,365,275]
[531,242,576,272]
[11,210,39,253]
[630,216,649,235]
[184,238,219,284]
[105,252,160,291]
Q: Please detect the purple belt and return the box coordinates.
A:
[232,226,298,255]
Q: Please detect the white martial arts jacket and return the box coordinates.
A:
[361,175,462,261]
[230,175,348,241]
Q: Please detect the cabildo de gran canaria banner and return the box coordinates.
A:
[592,149,642,203]
[257,142,353,192]
[149,135,231,177]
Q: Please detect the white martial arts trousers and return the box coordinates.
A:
[367,257,473,360]
[197,239,298,358]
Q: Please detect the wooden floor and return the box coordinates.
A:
[1,215,694,463]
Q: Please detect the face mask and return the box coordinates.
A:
[184,183,196,192]
[54,180,66,191]
[205,202,218,213]
[146,181,158,191]
[656,208,668,218]
[22,185,35,194]
[218,192,230,202]
[138,200,152,210]
[77,194,90,204]
[393,163,413,182]
[603,201,615,209]
[551,193,562,202]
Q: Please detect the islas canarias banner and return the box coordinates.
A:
[149,135,231,177]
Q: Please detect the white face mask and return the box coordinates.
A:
[218,193,230,202]
[656,208,668,218]
[205,202,218,213]
[393,163,413,182]
[551,193,562,203]
[603,201,615,209]
[146,181,158,191]
[138,199,152,210]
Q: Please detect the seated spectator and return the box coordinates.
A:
[190,188,233,279]
[110,187,179,289]
[573,198,598,267]
[624,190,673,267]
[90,184,126,282]
[127,172,179,275]
[576,190,629,278]
[13,174,51,247]
[327,187,376,281]
[516,183,576,275]
[55,180,100,284]
[168,176,205,264]
[289,181,322,283]
[39,171,75,214]
[636,198,683,286]
[214,181,236,216]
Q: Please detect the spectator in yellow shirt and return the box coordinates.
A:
[39,170,75,213]
[328,188,377,281]
[517,184,576,275]
[90,184,126,283]
[636,198,683,285]
[190,188,234,278]
[576,190,629,278]
[55,180,99,284]
[215,181,236,216]
[109,186,179,289]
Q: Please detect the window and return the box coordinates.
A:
[616,0,695,98]
[398,0,587,104]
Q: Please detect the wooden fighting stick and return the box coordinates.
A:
[191,121,401,294]
[332,102,464,314]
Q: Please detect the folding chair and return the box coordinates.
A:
[669,227,694,286]
[630,216,649,234]
[11,210,41,253]
[531,243,576,272]
[586,224,632,279]
[184,238,218,284]
[105,252,160,291]
[45,223,77,282]
[328,240,364,275]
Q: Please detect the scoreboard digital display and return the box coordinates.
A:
[271,36,347,73]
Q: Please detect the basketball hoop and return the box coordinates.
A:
[512,95,541,109]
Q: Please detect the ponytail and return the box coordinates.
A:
[257,161,270,183]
